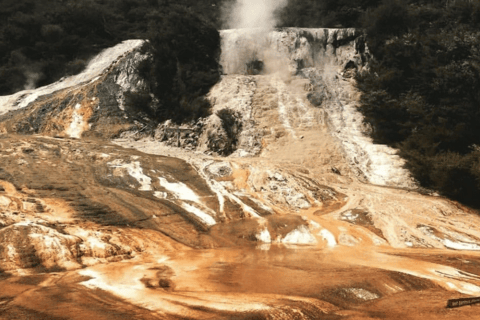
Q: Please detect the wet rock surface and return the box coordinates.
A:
[1,29,480,320]
[2,130,480,318]
[0,135,311,252]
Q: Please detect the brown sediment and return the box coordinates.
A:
[231,166,251,190]
[2,37,480,320]
[2,118,480,319]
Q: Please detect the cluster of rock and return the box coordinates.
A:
[220,28,369,77]
[0,222,135,272]
[152,119,206,150]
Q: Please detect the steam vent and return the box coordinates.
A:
[1,20,480,320]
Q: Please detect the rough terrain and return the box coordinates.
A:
[1,28,480,319]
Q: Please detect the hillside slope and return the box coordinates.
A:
[1,29,480,319]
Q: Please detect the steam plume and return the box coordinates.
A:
[221,0,291,77]
[224,0,287,30]
[23,71,42,90]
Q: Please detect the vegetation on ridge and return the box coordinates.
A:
[356,0,480,207]
[0,0,221,120]
[277,0,382,28]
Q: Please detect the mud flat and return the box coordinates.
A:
[2,246,480,319]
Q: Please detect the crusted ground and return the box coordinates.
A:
[1,30,480,319]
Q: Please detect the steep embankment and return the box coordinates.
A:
[1,29,480,319]
[0,40,155,139]
[218,27,416,188]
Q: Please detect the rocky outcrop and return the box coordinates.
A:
[217,28,415,187]
[0,40,156,139]
[0,222,82,271]
[220,28,368,75]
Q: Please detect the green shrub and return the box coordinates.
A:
[147,5,220,121]
[357,1,480,207]
[277,0,381,28]
[0,0,223,96]
[215,108,242,155]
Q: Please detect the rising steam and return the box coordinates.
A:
[23,71,42,90]
[223,0,288,30]
[221,0,291,77]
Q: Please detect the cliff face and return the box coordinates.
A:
[220,28,367,75]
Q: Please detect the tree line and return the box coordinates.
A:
[355,0,480,207]
[0,0,223,120]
